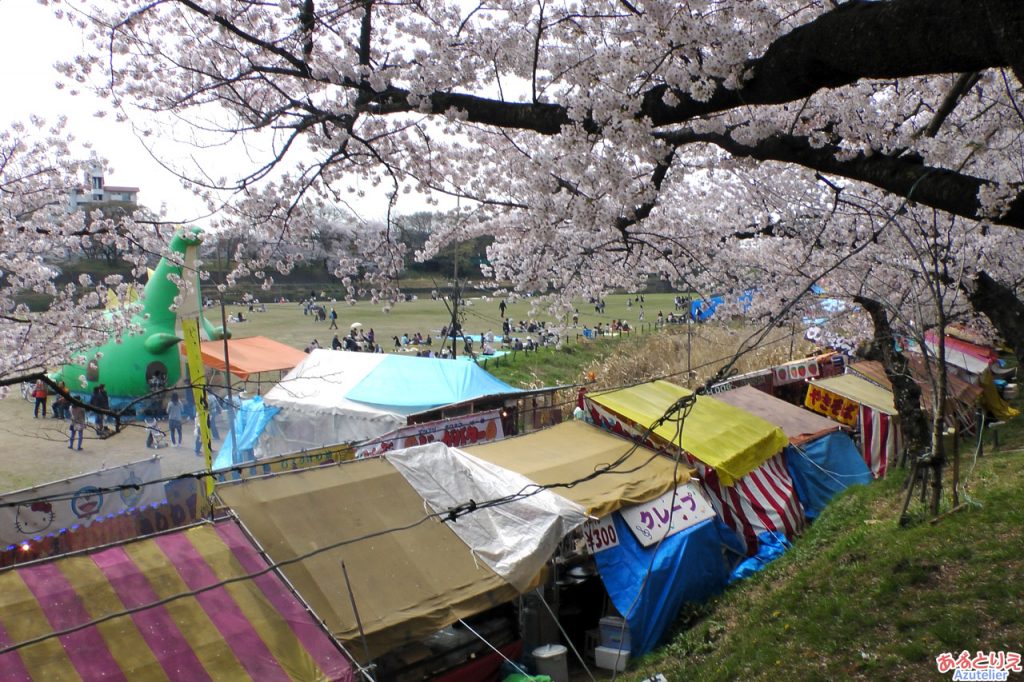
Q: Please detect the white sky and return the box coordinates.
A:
[0,1,439,226]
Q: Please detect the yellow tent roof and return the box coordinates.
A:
[464,420,691,518]
[587,381,788,486]
[809,374,898,415]
[218,423,688,659]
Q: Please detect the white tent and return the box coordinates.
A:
[254,349,522,459]
[256,350,406,457]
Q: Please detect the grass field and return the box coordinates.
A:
[220,291,682,353]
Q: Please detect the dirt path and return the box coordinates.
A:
[0,393,211,494]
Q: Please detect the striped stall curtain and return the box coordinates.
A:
[686,452,805,555]
[859,404,901,478]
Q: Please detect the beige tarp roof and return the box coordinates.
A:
[714,385,842,445]
[218,422,685,661]
[847,359,982,412]
[217,459,518,662]
[809,374,898,415]
[464,420,691,518]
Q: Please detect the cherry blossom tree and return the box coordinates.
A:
[48,1,1020,295]
[0,115,185,398]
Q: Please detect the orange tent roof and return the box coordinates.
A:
[192,336,308,380]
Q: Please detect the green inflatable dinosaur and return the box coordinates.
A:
[53,227,228,403]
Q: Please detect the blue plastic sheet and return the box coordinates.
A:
[784,432,872,520]
[729,531,791,583]
[213,396,280,470]
[595,514,743,656]
[345,354,519,408]
[689,296,723,322]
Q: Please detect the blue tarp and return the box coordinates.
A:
[784,432,872,520]
[594,514,743,656]
[728,531,791,583]
[213,396,280,470]
[689,296,723,322]
[345,354,520,408]
[688,291,753,321]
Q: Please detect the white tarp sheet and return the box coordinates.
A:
[386,442,588,591]
[257,350,405,457]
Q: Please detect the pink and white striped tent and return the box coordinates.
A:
[584,381,803,554]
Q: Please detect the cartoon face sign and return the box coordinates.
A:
[119,471,145,508]
[71,486,104,520]
[15,501,55,535]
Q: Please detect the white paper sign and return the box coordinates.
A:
[619,482,716,547]
[582,515,620,554]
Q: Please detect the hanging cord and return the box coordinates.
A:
[536,590,597,682]
[456,618,532,678]
[610,398,694,682]
[957,411,987,509]
[788,443,867,487]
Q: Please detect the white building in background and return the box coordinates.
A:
[68,158,139,211]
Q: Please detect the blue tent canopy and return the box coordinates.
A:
[595,514,743,656]
[784,432,872,520]
[345,354,520,409]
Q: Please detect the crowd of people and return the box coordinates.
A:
[30,380,109,451]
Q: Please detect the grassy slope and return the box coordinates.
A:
[625,411,1024,682]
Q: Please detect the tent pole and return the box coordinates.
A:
[221,296,241,463]
[341,560,374,670]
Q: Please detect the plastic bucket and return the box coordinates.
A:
[533,644,568,682]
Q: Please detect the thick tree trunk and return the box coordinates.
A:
[854,296,931,455]
[966,271,1024,368]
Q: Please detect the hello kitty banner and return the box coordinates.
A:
[0,457,164,547]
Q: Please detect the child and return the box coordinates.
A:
[69,404,86,451]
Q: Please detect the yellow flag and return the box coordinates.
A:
[183,318,214,499]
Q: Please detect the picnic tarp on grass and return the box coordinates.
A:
[0,518,353,681]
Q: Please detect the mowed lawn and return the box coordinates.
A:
[218,292,687,352]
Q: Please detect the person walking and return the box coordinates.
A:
[166,393,184,446]
[32,379,49,418]
[69,403,86,450]
[498,299,507,318]
[90,384,110,432]
[328,307,338,329]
